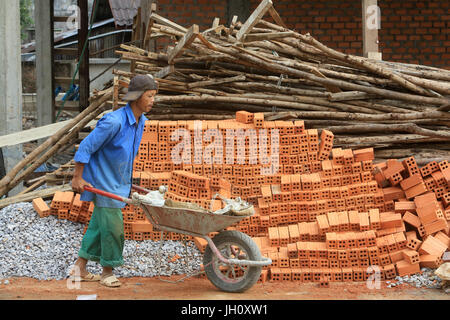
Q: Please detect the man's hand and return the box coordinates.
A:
[71,162,92,194]
[71,176,92,194]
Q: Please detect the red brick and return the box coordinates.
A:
[383,159,405,178]
[395,259,420,276]
[32,198,50,218]
[419,255,444,268]
[403,211,422,228]
[404,182,428,199]
[423,218,448,235]
[394,201,416,213]
[399,174,423,191]
[416,201,441,224]
[353,150,373,164]
[418,235,447,256]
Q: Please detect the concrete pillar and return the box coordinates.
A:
[35,0,54,126]
[0,0,23,196]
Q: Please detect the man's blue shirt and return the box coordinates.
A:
[74,104,147,208]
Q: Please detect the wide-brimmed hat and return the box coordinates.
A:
[122,74,158,102]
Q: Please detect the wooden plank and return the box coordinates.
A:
[244,31,295,42]
[268,6,287,28]
[150,13,188,34]
[54,48,79,56]
[0,111,109,148]
[187,75,246,89]
[113,76,119,111]
[212,17,220,29]
[0,184,73,209]
[327,91,375,102]
[310,69,342,93]
[167,24,199,64]
[236,0,273,41]
[197,33,217,50]
[154,65,175,79]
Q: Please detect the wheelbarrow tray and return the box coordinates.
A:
[141,204,250,236]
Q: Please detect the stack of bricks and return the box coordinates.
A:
[32,110,449,284]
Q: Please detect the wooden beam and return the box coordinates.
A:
[113,76,119,111]
[143,1,157,50]
[167,24,199,64]
[187,75,246,89]
[154,65,175,79]
[212,17,220,29]
[327,91,375,102]
[243,31,295,42]
[236,0,273,41]
[150,13,188,34]
[268,6,287,28]
[310,69,342,93]
[0,111,109,148]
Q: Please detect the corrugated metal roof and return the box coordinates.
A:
[108,0,141,26]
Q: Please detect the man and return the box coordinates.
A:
[70,75,158,287]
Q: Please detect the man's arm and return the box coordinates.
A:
[71,162,93,194]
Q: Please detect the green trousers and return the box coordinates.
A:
[78,205,125,268]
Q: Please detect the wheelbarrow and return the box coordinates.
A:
[84,185,272,293]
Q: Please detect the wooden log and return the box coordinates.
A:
[187,75,246,89]
[154,65,175,79]
[333,134,447,147]
[327,91,376,102]
[265,110,450,121]
[300,34,437,97]
[325,123,450,139]
[244,31,295,42]
[208,43,449,106]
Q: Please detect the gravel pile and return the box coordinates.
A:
[0,202,203,281]
[386,268,444,289]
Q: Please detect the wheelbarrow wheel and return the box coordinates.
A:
[203,230,262,293]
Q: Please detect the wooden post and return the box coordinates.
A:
[35,0,55,126]
[362,0,382,60]
[78,0,90,111]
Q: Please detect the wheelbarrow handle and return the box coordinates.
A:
[131,184,151,194]
[84,186,134,205]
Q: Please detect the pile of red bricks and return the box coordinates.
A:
[33,191,94,226]
[34,111,450,284]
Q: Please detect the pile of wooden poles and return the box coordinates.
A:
[112,0,450,165]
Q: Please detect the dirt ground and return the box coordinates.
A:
[0,276,448,300]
